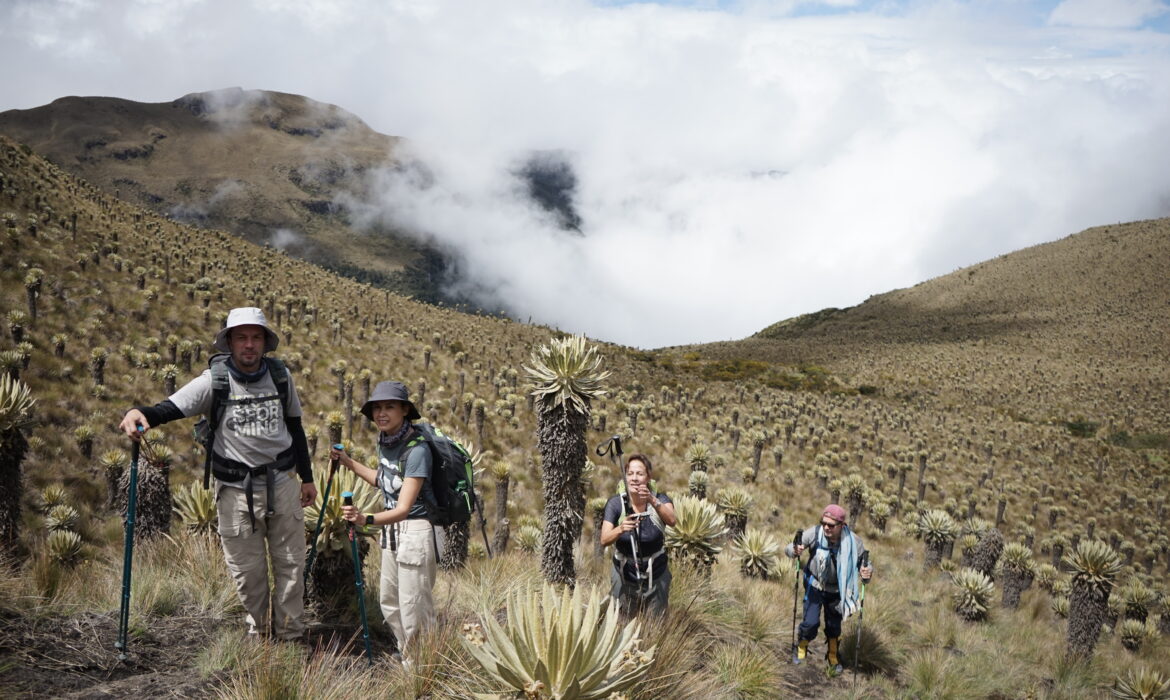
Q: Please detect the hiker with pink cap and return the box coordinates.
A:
[784,503,874,673]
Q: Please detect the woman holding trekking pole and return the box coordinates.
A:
[599,453,677,617]
[336,380,436,664]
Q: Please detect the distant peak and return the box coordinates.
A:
[172,88,371,132]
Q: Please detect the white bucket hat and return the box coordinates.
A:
[212,307,280,354]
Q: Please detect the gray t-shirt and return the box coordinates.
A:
[169,363,303,490]
[375,432,435,521]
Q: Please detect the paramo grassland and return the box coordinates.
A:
[1,133,1169,699]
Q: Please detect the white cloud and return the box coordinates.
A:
[269,228,304,251]
[1,0,1169,346]
[1049,0,1169,29]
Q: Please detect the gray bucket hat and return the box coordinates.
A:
[212,307,280,354]
[361,380,421,422]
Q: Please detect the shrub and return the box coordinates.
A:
[47,530,83,567]
[45,504,80,533]
[688,470,709,499]
[515,525,542,553]
[1065,539,1123,662]
[173,482,216,534]
[999,542,1035,609]
[664,495,727,574]
[733,529,781,580]
[951,568,995,622]
[1118,619,1150,653]
[461,582,654,699]
[1111,667,1170,700]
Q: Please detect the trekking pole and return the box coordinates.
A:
[853,549,870,689]
[789,529,803,664]
[343,491,374,666]
[115,427,143,660]
[475,491,493,558]
[595,434,623,472]
[305,445,342,584]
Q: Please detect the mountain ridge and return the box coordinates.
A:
[687,216,1170,435]
[0,88,455,299]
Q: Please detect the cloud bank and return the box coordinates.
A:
[2,0,1169,347]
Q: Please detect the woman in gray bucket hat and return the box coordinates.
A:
[334,380,436,661]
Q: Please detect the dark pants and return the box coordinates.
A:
[798,583,842,641]
[610,566,671,617]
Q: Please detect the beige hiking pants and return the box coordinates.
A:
[216,474,306,640]
[380,518,437,652]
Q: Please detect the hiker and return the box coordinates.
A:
[599,453,677,616]
[118,307,315,641]
[335,380,438,659]
[785,504,874,672]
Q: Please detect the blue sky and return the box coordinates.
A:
[2,0,1169,347]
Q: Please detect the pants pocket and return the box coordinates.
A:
[216,485,250,538]
[396,527,429,567]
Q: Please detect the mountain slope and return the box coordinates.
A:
[0,88,449,298]
[2,132,1169,700]
[690,218,1170,435]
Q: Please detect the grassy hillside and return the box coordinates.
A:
[1,134,1168,698]
[689,218,1170,441]
[0,88,452,300]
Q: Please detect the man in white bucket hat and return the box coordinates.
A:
[119,307,316,641]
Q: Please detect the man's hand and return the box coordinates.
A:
[118,410,150,439]
[860,564,873,582]
[300,482,317,508]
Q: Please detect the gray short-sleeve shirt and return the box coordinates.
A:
[168,363,303,489]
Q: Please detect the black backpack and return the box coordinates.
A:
[194,353,291,488]
[403,422,476,527]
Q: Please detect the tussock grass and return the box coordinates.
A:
[902,648,987,699]
[711,642,789,699]
[212,637,399,699]
[435,549,545,619]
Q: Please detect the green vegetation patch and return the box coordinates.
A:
[754,307,843,338]
[1063,419,1100,438]
[1107,431,1170,450]
[693,357,847,394]
[699,358,770,381]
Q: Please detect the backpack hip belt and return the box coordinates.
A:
[212,446,296,532]
[613,548,665,593]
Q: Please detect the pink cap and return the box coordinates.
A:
[823,504,847,524]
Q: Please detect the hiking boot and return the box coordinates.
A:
[793,639,809,665]
[391,651,413,672]
[826,637,843,675]
[826,637,840,665]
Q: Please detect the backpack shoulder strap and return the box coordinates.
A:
[208,354,231,421]
[203,354,231,488]
[265,357,291,412]
[403,423,429,451]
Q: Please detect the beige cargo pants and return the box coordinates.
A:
[216,474,306,640]
[380,518,437,653]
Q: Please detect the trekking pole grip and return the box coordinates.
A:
[343,491,355,535]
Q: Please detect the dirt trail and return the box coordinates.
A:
[0,611,219,699]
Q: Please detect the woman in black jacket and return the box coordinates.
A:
[599,453,677,616]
